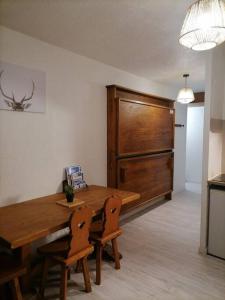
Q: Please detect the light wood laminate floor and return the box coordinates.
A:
[30,190,225,300]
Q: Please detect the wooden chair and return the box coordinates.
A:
[0,253,26,300]
[90,196,122,285]
[38,206,94,300]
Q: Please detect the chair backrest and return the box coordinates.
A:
[102,196,122,237]
[67,206,92,258]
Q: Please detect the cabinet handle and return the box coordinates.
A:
[120,168,126,183]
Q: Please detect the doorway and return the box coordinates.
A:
[185,105,204,194]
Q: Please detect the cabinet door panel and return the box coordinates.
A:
[117,152,173,202]
[118,99,174,156]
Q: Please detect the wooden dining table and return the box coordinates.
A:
[0,185,140,290]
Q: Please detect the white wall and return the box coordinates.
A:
[186,105,204,184]
[0,26,185,207]
[200,44,225,253]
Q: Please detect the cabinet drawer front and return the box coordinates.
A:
[117,153,173,201]
[118,99,174,156]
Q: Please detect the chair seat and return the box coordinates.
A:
[54,245,94,265]
[0,254,26,285]
[38,236,70,257]
[90,228,122,244]
[90,220,103,233]
[38,236,94,265]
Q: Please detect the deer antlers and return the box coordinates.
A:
[0,70,35,111]
[21,80,35,104]
[0,71,16,103]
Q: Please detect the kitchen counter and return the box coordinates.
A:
[208,174,225,189]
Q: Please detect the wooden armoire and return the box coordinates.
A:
[107,85,175,212]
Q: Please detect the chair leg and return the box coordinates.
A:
[112,238,120,270]
[67,267,71,280]
[96,243,102,285]
[39,257,49,297]
[81,256,92,293]
[10,277,23,300]
[60,265,68,300]
[75,259,82,273]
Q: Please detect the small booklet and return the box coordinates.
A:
[65,165,87,190]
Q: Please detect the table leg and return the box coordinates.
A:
[0,283,9,300]
[15,244,32,292]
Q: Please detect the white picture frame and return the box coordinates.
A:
[0,61,46,113]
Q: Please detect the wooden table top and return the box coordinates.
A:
[0,185,140,249]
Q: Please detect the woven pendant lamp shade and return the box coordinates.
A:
[179,0,225,51]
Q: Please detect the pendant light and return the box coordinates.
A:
[179,0,225,51]
[177,74,195,104]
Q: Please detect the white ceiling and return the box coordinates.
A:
[0,0,206,91]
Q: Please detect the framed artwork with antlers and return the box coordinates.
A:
[0,61,46,113]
